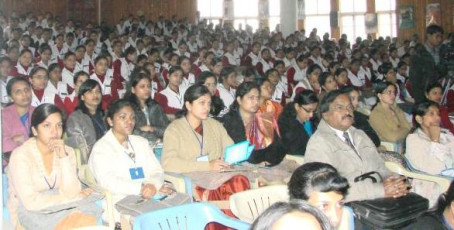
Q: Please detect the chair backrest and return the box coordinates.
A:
[229,185,289,223]
[133,202,250,230]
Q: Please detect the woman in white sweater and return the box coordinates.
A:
[406,101,454,205]
[89,99,172,222]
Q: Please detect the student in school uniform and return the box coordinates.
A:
[50,34,68,63]
[10,49,34,79]
[195,51,214,78]
[19,35,36,57]
[243,42,261,68]
[64,71,89,115]
[61,52,79,95]
[161,53,179,84]
[217,67,237,116]
[179,56,196,89]
[147,48,162,75]
[174,41,191,58]
[347,59,366,88]
[45,63,68,100]
[29,66,66,113]
[90,56,119,110]
[155,66,186,116]
[222,41,239,67]
[74,45,89,73]
[286,53,310,88]
[84,39,98,74]
[113,46,136,83]
[256,48,274,77]
[0,57,13,105]
[35,45,54,69]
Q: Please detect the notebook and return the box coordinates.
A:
[224,140,254,164]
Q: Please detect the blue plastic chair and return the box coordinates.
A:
[133,202,250,230]
[3,173,10,221]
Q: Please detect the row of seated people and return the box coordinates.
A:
[2,12,454,229]
[3,75,454,228]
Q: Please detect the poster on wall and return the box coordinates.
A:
[259,0,269,19]
[426,3,441,27]
[399,5,414,29]
[365,13,378,34]
[298,0,305,20]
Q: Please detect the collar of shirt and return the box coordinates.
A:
[327,123,353,143]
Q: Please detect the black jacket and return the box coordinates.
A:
[409,44,447,103]
[221,110,286,166]
[278,112,314,156]
[353,111,381,147]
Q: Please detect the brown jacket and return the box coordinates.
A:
[369,103,411,142]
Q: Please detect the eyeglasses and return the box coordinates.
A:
[332,104,354,112]
[300,105,316,113]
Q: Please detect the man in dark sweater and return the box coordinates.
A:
[409,25,446,103]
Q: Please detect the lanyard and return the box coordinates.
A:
[185,118,204,156]
[123,138,136,163]
[44,174,57,190]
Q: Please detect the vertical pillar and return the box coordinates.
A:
[280,0,298,37]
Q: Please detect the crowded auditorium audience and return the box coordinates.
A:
[1,9,454,229]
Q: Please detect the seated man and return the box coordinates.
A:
[304,90,409,202]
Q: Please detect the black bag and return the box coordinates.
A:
[347,193,429,229]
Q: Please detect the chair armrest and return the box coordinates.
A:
[163,172,193,198]
[385,161,452,192]
[78,165,115,228]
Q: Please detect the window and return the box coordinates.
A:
[376,0,396,38]
[340,0,367,40]
[269,0,281,31]
[233,0,259,31]
[305,0,331,35]
[198,0,223,21]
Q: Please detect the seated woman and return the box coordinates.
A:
[2,77,35,167]
[217,66,237,115]
[334,67,350,89]
[406,101,454,205]
[369,81,411,143]
[292,64,322,98]
[251,200,332,230]
[196,71,225,117]
[222,82,286,166]
[63,71,89,115]
[278,90,318,156]
[161,84,249,217]
[425,82,454,135]
[29,66,66,113]
[125,72,170,144]
[45,63,68,101]
[10,49,33,78]
[340,86,381,147]
[318,72,338,101]
[7,104,101,229]
[179,56,196,89]
[89,100,172,223]
[65,79,106,164]
[155,66,186,117]
[403,181,454,230]
[378,62,413,114]
[288,162,349,228]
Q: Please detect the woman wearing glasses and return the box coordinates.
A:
[278,90,319,156]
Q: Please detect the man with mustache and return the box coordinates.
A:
[304,90,409,202]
